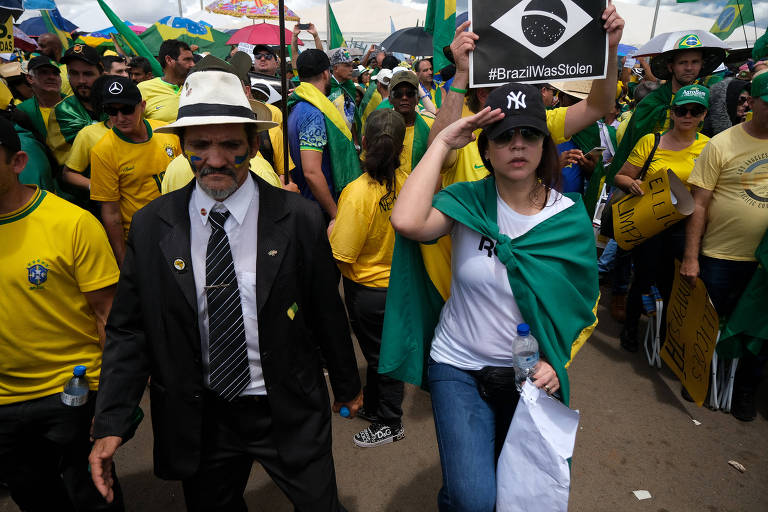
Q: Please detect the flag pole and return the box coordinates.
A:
[278,0,291,184]
[650,0,661,39]
[326,0,331,50]
[177,0,183,18]
[737,0,749,48]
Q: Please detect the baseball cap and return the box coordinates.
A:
[372,68,392,86]
[61,43,101,67]
[296,49,330,79]
[27,56,60,74]
[751,71,768,102]
[328,48,353,67]
[101,75,142,106]
[365,108,406,145]
[0,117,21,155]
[252,44,276,57]
[483,83,549,140]
[671,84,710,108]
[389,70,418,92]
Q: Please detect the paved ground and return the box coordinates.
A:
[2,290,767,511]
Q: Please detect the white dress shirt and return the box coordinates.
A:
[189,177,265,395]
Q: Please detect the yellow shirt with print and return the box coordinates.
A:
[687,124,768,262]
[65,121,110,174]
[264,102,294,175]
[90,119,180,236]
[161,153,282,194]
[330,169,408,288]
[400,112,435,174]
[626,132,710,187]
[138,77,181,123]
[0,188,119,405]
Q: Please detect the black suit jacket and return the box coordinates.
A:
[94,175,361,480]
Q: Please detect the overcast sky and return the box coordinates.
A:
[27,0,768,33]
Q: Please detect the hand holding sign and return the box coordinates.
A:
[602,1,625,48]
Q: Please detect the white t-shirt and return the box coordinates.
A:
[430,189,574,370]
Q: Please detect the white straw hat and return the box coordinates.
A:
[155,70,277,133]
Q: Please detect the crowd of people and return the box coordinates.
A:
[1,2,767,511]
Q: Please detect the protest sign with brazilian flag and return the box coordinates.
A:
[710,0,755,40]
[379,178,600,405]
[425,0,456,74]
[286,83,361,194]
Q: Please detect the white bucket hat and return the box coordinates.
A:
[155,70,277,133]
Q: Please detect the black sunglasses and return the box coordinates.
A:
[103,104,137,116]
[491,127,545,145]
[391,88,417,99]
[254,53,275,61]
[671,104,707,117]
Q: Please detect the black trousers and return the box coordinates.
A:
[342,277,404,426]
[0,391,123,512]
[182,394,345,512]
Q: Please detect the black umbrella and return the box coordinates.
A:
[380,27,433,56]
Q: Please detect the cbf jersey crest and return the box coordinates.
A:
[27,259,50,289]
[164,144,175,158]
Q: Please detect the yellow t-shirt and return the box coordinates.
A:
[138,77,181,123]
[400,113,435,174]
[39,106,53,128]
[687,124,768,262]
[65,121,110,173]
[626,132,710,186]
[0,188,119,405]
[441,105,569,188]
[330,169,408,288]
[90,120,181,236]
[161,153,282,194]
[264,102,294,175]
[616,111,632,144]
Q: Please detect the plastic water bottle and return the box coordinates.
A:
[61,365,89,406]
[512,323,539,391]
[339,406,351,418]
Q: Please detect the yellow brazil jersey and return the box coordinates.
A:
[330,168,408,288]
[264,102,294,175]
[90,119,181,236]
[138,77,181,123]
[626,132,710,187]
[161,154,282,194]
[400,112,435,174]
[0,188,119,405]
[65,121,110,174]
[441,104,569,188]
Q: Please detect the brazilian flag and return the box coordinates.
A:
[710,0,755,40]
[425,0,456,74]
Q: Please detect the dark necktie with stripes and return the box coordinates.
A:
[205,210,250,401]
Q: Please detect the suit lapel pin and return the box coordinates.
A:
[268,249,278,257]
[173,258,187,272]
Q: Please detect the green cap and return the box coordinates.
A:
[364,108,406,146]
[672,84,709,108]
[752,71,768,102]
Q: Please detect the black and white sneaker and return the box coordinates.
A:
[356,406,380,423]
[353,423,405,448]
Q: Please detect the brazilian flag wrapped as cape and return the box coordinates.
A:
[379,177,600,405]
[286,83,361,193]
[606,81,673,184]
[717,229,768,359]
[46,95,106,165]
[328,77,361,138]
[358,82,382,130]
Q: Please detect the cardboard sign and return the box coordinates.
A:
[0,17,14,54]
[237,42,256,62]
[612,169,694,251]
[662,261,719,406]
[469,0,607,87]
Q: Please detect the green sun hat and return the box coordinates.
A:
[672,84,710,108]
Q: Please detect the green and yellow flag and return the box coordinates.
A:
[40,9,71,51]
[710,0,754,40]
[327,0,346,49]
[425,0,456,73]
[97,0,163,77]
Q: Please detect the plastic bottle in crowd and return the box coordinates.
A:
[512,323,539,391]
[61,365,89,406]
[339,406,351,418]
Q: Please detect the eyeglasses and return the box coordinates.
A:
[391,88,417,99]
[103,104,137,116]
[254,53,275,61]
[490,127,545,146]
[671,104,707,117]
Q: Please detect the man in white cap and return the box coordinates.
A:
[88,69,363,511]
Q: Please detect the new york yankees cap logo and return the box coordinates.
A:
[483,83,549,140]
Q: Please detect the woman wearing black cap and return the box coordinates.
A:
[387,83,600,509]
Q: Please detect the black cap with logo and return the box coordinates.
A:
[61,43,101,67]
[101,75,142,106]
[483,83,549,140]
[28,56,60,74]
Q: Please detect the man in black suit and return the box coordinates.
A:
[89,68,362,511]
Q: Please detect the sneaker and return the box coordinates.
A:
[620,327,638,353]
[356,406,380,423]
[731,389,757,422]
[353,423,405,448]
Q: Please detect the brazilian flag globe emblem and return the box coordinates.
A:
[715,7,737,31]
[678,34,703,49]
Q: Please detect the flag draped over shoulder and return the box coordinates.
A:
[717,229,768,359]
[425,0,456,74]
[710,0,754,40]
[379,178,600,405]
[358,82,382,129]
[328,1,346,49]
[97,0,163,77]
[40,8,71,50]
[287,83,361,193]
[46,95,105,164]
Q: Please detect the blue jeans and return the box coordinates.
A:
[427,358,517,512]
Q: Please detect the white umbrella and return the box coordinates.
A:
[630,30,729,80]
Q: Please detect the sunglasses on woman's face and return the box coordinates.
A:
[103,104,137,116]
[671,104,707,117]
[490,127,545,146]
[391,88,417,99]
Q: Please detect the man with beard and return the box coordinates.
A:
[88,76,181,265]
[36,32,73,97]
[286,49,360,220]
[138,39,194,123]
[252,44,280,77]
[46,44,106,165]
[17,56,64,139]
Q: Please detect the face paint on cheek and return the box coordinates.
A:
[185,151,202,166]
[234,153,248,166]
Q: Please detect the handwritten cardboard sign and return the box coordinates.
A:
[612,169,694,250]
[662,261,719,406]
